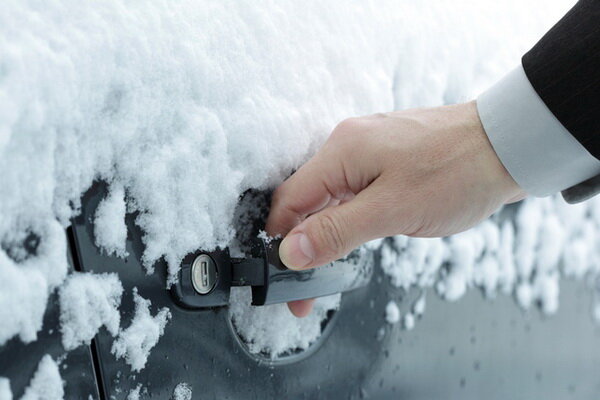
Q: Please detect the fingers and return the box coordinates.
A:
[265,145,348,318]
[287,298,316,318]
[266,118,382,317]
[265,148,350,238]
[279,185,386,269]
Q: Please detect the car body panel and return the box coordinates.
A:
[2,182,600,399]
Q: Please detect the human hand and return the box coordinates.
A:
[265,101,525,317]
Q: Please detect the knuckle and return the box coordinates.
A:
[270,185,286,208]
[370,112,390,119]
[330,117,372,152]
[332,117,362,138]
[314,213,346,256]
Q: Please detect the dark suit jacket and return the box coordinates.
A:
[522,0,599,203]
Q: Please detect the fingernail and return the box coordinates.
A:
[279,233,314,269]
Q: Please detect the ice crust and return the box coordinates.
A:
[111,289,171,372]
[20,355,64,400]
[0,0,592,362]
[59,272,123,351]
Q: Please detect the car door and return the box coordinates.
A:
[4,181,600,399]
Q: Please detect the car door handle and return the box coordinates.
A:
[171,237,373,308]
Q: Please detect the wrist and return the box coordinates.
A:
[466,100,526,203]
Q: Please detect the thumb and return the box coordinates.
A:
[279,187,383,269]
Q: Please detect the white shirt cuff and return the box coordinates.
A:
[476,65,600,197]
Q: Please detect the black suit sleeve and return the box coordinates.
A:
[522,0,600,203]
[522,0,600,158]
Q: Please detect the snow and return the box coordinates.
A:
[20,355,64,400]
[413,294,426,316]
[403,313,415,331]
[94,184,128,258]
[59,272,123,351]
[111,289,171,372]
[229,287,340,359]
[0,221,67,346]
[0,0,594,368]
[381,195,600,327]
[173,383,192,400]
[0,0,575,348]
[126,384,142,400]
[385,301,400,324]
[0,378,11,400]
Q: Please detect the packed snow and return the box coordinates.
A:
[229,287,340,358]
[173,383,192,400]
[0,378,11,400]
[59,272,123,350]
[20,355,64,400]
[111,289,171,372]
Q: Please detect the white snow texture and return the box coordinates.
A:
[229,287,341,358]
[126,384,143,400]
[173,383,192,400]
[20,355,64,400]
[59,272,123,351]
[111,289,171,372]
[94,184,128,258]
[0,221,67,346]
[385,301,401,324]
[380,196,600,333]
[0,378,12,400]
[1,0,594,355]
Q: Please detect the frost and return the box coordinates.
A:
[229,287,340,359]
[173,383,192,400]
[20,355,64,400]
[111,289,171,372]
[385,301,400,324]
[94,185,128,258]
[59,272,123,351]
[0,378,12,400]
